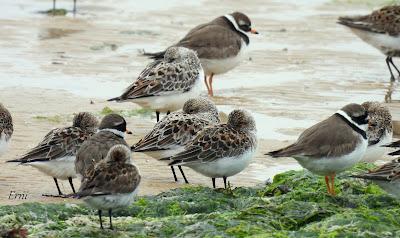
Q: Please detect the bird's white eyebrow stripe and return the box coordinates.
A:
[336,110,366,132]
[224,14,248,36]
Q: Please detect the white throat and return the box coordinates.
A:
[224,14,248,36]
[99,128,125,138]
[336,110,367,132]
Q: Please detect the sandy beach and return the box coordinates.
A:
[0,0,399,205]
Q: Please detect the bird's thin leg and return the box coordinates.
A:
[171,166,178,182]
[212,178,216,189]
[386,56,396,82]
[389,57,400,77]
[73,0,77,14]
[108,209,113,230]
[68,177,76,193]
[223,176,227,189]
[324,175,331,195]
[156,111,160,122]
[53,178,62,195]
[204,75,211,95]
[330,173,336,196]
[53,0,56,15]
[178,166,189,184]
[208,73,214,97]
[98,210,104,229]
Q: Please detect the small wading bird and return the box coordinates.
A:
[75,114,132,180]
[352,158,400,199]
[108,47,203,122]
[160,109,257,189]
[132,97,220,184]
[144,12,258,96]
[267,104,369,196]
[0,103,13,157]
[75,145,141,230]
[361,101,392,162]
[7,112,98,196]
[338,6,400,81]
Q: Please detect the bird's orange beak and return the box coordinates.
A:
[250,28,259,34]
[126,129,133,134]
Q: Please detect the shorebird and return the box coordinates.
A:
[0,103,13,157]
[338,6,400,81]
[76,144,141,230]
[144,12,258,96]
[267,103,369,195]
[7,112,98,196]
[75,114,131,180]
[132,97,220,183]
[52,0,77,15]
[361,101,392,162]
[352,158,400,198]
[109,47,203,122]
[160,109,257,189]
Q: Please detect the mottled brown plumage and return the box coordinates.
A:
[9,112,98,163]
[110,47,201,101]
[353,158,400,182]
[78,145,141,197]
[133,97,219,152]
[162,109,257,166]
[0,103,13,142]
[339,6,400,36]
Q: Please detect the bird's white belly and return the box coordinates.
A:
[351,29,400,55]
[130,70,204,112]
[374,180,400,199]
[295,139,368,176]
[29,156,77,180]
[83,189,139,210]
[188,149,255,178]
[0,132,10,156]
[362,131,393,163]
[201,41,247,75]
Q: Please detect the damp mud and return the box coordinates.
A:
[0,0,400,205]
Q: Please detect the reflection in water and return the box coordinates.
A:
[384,81,399,103]
[38,28,82,40]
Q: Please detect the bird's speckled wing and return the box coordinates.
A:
[10,127,92,163]
[338,6,400,36]
[78,162,141,197]
[162,125,255,165]
[133,113,212,152]
[117,60,200,100]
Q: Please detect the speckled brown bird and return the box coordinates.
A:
[338,6,400,81]
[144,12,258,96]
[352,158,400,198]
[8,112,98,196]
[132,97,220,183]
[160,109,257,189]
[76,144,141,230]
[361,101,392,162]
[109,47,203,122]
[0,103,13,157]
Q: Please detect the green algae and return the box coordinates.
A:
[39,9,68,16]
[32,115,63,123]
[100,107,153,118]
[1,163,399,237]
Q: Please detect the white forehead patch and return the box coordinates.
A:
[224,14,248,35]
[238,20,246,26]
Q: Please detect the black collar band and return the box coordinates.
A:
[335,113,367,140]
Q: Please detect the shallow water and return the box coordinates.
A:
[0,0,398,204]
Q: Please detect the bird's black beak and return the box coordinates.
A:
[250,28,259,34]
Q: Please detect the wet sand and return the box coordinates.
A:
[0,0,399,205]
